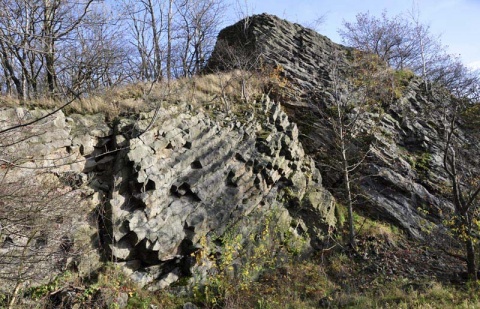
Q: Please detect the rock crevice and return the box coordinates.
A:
[106,97,335,286]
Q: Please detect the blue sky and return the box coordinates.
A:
[223,0,480,69]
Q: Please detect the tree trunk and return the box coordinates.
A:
[148,0,163,82]
[45,49,56,94]
[44,0,56,95]
[3,67,13,95]
[344,158,355,248]
[8,282,21,309]
[166,0,173,82]
[0,44,23,98]
[466,237,477,280]
[338,101,355,248]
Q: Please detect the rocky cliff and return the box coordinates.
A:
[106,97,335,288]
[2,12,479,302]
[0,95,335,292]
[208,14,479,240]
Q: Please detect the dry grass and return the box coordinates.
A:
[0,71,267,119]
[331,278,480,309]
[187,261,337,309]
[0,90,142,118]
[355,214,401,247]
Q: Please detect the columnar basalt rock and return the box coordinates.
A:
[0,107,102,292]
[207,14,479,240]
[108,97,335,287]
[0,95,336,291]
[207,13,347,103]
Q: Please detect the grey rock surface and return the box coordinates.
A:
[0,108,102,292]
[208,14,479,239]
[0,94,335,290]
[108,96,335,287]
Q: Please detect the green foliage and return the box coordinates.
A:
[24,263,161,308]
[201,260,337,309]
[329,252,352,280]
[335,202,347,228]
[415,152,431,174]
[193,209,312,308]
[354,213,401,245]
[27,271,73,300]
[126,292,152,309]
[330,278,480,308]
[442,214,480,244]
[195,218,276,306]
[406,151,432,179]
[81,284,98,301]
[0,293,6,307]
[349,50,397,108]
[82,264,158,308]
[16,242,480,309]
[417,206,436,235]
[282,223,310,257]
[393,69,415,98]
[394,69,415,86]
[461,104,480,129]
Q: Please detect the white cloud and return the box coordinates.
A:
[467,61,480,70]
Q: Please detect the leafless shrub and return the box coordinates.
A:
[0,111,87,308]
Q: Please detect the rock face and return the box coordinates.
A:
[207,13,345,103]
[208,14,479,240]
[0,108,103,292]
[107,97,335,287]
[0,95,335,291]
[4,13,477,294]
[357,82,456,239]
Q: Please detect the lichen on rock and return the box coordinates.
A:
[107,96,335,288]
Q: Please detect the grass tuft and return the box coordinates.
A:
[0,71,267,120]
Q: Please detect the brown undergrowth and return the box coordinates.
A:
[0,71,268,120]
[8,212,477,309]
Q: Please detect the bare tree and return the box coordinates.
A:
[339,9,455,91]
[233,0,253,21]
[339,11,409,68]
[439,89,480,280]
[204,17,264,110]
[166,0,174,81]
[0,0,98,98]
[0,110,85,308]
[146,0,165,81]
[408,4,428,92]
[120,0,167,82]
[42,0,96,95]
[174,0,225,77]
[123,2,152,81]
[310,51,395,248]
[0,0,227,96]
[303,13,327,32]
[0,0,44,99]
[56,6,130,94]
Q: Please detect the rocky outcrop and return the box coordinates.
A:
[107,96,335,288]
[356,81,456,239]
[207,13,347,104]
[208,14,479,240]
[0,108,103,292]
[0,95,335,291]
[5,12,476,295]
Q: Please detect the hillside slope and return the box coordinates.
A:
[1,13,479,308]
[0,93,336,297]
[208,13,480,241]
